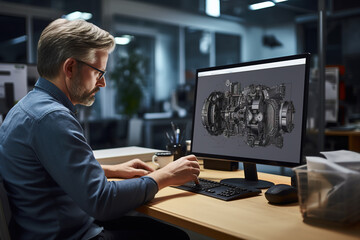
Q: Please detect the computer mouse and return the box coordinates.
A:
[265,184,298,204]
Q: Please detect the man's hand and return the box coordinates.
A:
[148,155,200,190]
[101,159,155,179]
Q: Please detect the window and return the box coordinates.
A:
[185,28,211,83]
[216,32,241,66]
[0,15,27,63]
[32,18,52,63]
[112,34,155,114]
[110,15,180,115]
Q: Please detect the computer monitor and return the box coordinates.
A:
[191,53,310,189]
[0,63,28,118]
[0,63,27,102]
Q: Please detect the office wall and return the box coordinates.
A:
[262,23,297,59]
[242,26,263,62]
[155,33,177,101]
[243,23,297,61]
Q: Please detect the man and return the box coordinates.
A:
[0,19,200,239]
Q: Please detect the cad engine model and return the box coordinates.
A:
[201,80,295,148]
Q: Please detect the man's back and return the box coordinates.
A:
[0,79,99,239]
[0,77,159,239]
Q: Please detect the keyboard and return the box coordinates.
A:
[173,178,261,201]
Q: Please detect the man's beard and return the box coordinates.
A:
[69,74,99,106]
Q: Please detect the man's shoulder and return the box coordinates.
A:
[20,89,73,121]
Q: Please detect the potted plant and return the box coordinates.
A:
[110,48,147,117]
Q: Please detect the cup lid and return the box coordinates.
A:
[155,151,173,156]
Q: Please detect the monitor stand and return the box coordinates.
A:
[220,163,274,189]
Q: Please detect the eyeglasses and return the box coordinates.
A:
[76,59,106,80]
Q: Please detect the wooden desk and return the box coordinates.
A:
[131,168,360,240]
[325,130,360,152]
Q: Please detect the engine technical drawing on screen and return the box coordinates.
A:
[201,80,295,148]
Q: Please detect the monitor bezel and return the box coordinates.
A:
[190,53,311,168]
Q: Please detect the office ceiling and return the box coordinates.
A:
[3,0,360,26]
[132,0,360,25]
[219,0,317,24]
[132,0,318,19]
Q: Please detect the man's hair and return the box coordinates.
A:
[37,18,115,79]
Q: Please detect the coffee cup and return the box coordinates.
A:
[152,152,174,168]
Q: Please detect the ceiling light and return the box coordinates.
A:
[64,11,93,20]
[206,0,220,17]
[80,12,93,20]
[115,35,134,45]
[10,35,27,45]
[249,1,275,10]
[273,0,288,2]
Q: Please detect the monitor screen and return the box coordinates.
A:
[191,54,310,188]
[0,63,27,102]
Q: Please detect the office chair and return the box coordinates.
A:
[0,175,11,240]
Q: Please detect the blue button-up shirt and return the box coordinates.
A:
[0,77,158,239]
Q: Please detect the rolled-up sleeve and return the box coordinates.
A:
[33,110,158,221]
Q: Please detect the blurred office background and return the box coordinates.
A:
[1,0,360,164]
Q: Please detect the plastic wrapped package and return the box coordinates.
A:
[293,151,360,224]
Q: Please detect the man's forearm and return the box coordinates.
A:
[101,164,117,178]
[148,169,172,190]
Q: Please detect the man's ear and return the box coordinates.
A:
[63,58,77,79]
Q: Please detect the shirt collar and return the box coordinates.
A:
[35,77,77,114]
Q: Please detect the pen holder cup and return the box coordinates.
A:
[166,143,185,161]
[293,165,360,225]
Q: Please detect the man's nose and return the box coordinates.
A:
[97,76,106,88]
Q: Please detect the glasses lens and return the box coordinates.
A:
[99,71,106,80]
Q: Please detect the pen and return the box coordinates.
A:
[165,131,173,143]
[175,128,180,144]
[171,121,176,134]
